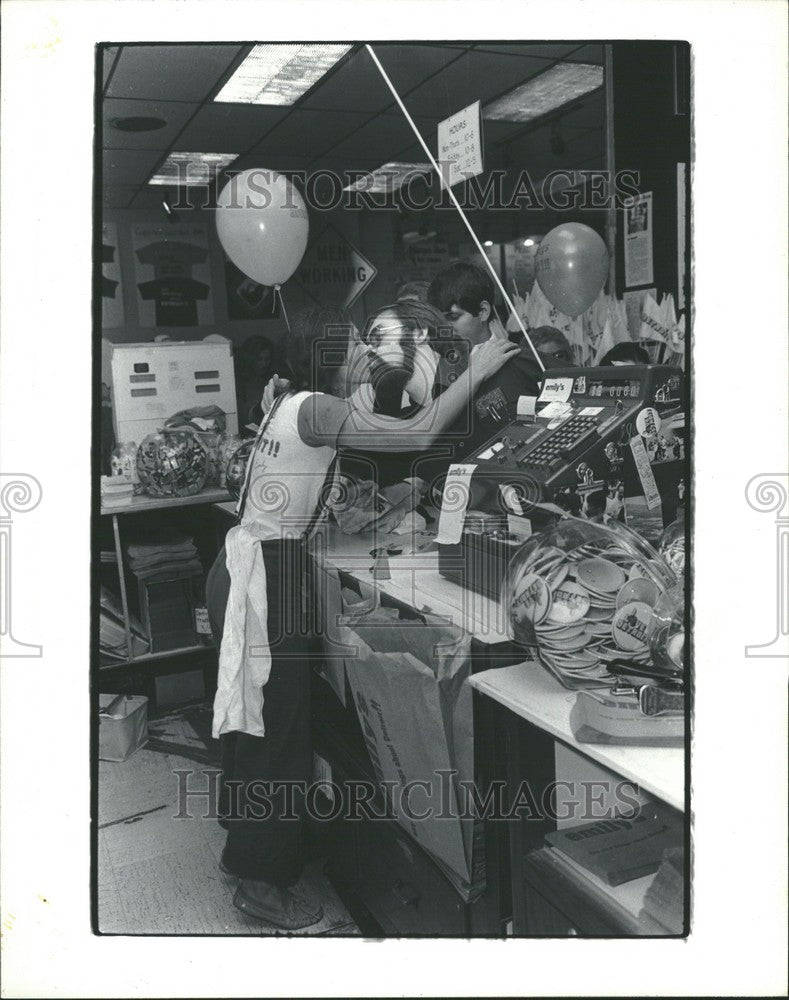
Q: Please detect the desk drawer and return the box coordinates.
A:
[356,815,466,936]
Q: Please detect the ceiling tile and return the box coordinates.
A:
[564,43,605,64]
[323,114,440,163]
[473,43,583,60]
[102,46,119,90]
[300,44,467,113]
[103,148,164,186]
[401,51,560,118]
[102,184,139,209]
[248,109,367,162]
[175,103,289,153]
[106,44,245,102]
[102,98,198,149]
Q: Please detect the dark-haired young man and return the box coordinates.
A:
[427,260,508,348]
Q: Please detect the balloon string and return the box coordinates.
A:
[365,43,545,373]
[274,284,291,333]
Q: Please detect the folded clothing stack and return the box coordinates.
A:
[126,535,202,583]
[101,475,134,508]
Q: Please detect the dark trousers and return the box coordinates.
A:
[206,539,314,887]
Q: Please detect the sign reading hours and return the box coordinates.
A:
[437,100,484,187]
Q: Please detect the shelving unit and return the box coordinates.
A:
[99,487,232,667]
[468,661,686,936]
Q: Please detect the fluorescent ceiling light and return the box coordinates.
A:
[148,152,238,186]
[215,43,352,105]
[483,63,604,123]
[344,162,432,195]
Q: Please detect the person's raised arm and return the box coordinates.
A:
[335,338,519,452]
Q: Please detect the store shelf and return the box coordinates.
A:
[100,488,232,516]
[523,847,680,936]
[100,642,215,670]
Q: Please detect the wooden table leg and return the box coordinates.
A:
[111,513,134,661]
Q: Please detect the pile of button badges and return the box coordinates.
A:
[504,517,678,690]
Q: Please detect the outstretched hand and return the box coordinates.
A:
[468,338,520,383]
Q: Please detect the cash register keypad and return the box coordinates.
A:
[519,414,598,469]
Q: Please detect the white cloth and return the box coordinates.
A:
[211,524,272,739]
[212,391,337,739]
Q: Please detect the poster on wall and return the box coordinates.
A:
[132,223,214,327]
[623,191,654,287]
[101,222,124,329]
[504,240,538,295]
[224,257,280,320]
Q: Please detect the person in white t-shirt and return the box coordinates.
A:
[207,305,517,929]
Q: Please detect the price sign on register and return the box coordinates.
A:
[437,101,484,187]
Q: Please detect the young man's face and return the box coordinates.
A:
[443,301,490,347]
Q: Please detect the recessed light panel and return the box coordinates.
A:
[148,152,239,186]
[344,162,432,195]
[483,63,604,123]
[214,44,352,105]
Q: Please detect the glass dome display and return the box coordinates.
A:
[658,515,685,577]
[136,430,208,498]
[502,515,678,690]
[225,439,256,501]
[649,582,685,675]
[217,433,243,488]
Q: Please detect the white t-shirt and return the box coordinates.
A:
[239,390,351,540]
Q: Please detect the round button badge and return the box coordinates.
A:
[636,406,662,438]
[612,601,653,651]
[510,572,551,625]
[547,581,591,624]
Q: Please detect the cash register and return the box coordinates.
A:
[437,364,685,598]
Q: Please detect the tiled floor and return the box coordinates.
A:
[98,705,361,936]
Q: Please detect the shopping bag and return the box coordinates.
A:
[342,613,474,886]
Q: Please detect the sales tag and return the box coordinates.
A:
[435,464,477,544]
[629,435,662,509]
[579,406,604,416]
[538,377,573,403]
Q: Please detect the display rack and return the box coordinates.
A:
[99,487,231,666]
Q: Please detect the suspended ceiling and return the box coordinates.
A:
[101,41,605,211]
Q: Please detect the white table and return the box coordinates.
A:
[468,662,684,811]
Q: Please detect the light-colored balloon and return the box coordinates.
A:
[535,223,609,317]
[216,168,309,286]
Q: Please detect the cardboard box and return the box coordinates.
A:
[99,694,148,762]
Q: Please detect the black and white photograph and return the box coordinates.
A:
[93,37,693,940]
[1,2,787,998]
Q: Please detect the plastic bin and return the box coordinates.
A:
[99,694,148,762]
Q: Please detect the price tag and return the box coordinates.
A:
[435,464,477,544]
[629,435,662,509]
